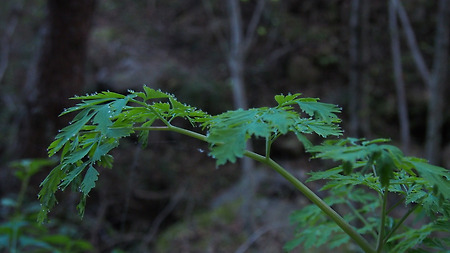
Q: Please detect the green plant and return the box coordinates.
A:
[0,159,93,253]
[38,86,450,252]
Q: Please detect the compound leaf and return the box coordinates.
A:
[80,165,99,196]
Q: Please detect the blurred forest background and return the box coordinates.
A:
[0,0,449,252]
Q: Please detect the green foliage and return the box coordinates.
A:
[204,93,342,165]
[39,87,341,222]
[286,138,450,252]
[38,87,208,223]
[38,86,450,253]
[285,186,379,251]
[1,159,93,253]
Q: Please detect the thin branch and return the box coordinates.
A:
[142,186,185,246]
[243,0,266,52]
[246,153,376,253]
[201,0,229,56]
[394,0,431,87]
[234,222,288,253]
[120,145,141,232]
[346,200,378,239]
[253,39,302,72]
[383,205,418,244]
[385,196,405,215]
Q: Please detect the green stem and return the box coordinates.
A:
[245,152,375,253]
[386,197,405,215]
[134,126,207,142]
[133,125,376,253]
[376,188,389,252]
[15,175,30,214]
[131,98,172,126]
[346,200,378,239]
[265,136,271,158]
[383,205,418,245]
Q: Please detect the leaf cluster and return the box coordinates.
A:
[204,93,342,165]
[287,138,450,252]
[38,87,343,223]
[37,86,450,253]
[285,186,379,251]
[38,87,207,223]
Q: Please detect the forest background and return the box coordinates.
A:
[0,0,449,252]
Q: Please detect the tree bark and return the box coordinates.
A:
[20,0,97,158]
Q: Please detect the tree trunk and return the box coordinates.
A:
[425,0,449,164]
[348,0,361,137]
[359,0,372,139]
[226,0,255,231]
[0,2,22,84]
[389,0,410,153]
[20,0,97,158]
[349,0,371,138]
[226,0,265,232]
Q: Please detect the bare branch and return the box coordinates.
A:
[243,0,266,52]
[234,222,288,253]
[142,186,186,246]
[201,0,229,56]
[394,0,431,87]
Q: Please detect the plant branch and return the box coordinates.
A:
[376,189,389,252]
[265,136,271,158]
[385,196,405,215]
[134,125,207,142]
[346,200,378,239]
[245,152,376,253]
[383,205,418,245]
[135,124,375,253]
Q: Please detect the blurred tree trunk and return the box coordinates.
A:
[227,0,248,110]
[389,0,410,153]
[226,0,265,231]
[395,0,448,164]
[348,0,360,137]
[348,0,371,138]
[0,3,22,84]
[20,0,96,158]
[425,0,449,164]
